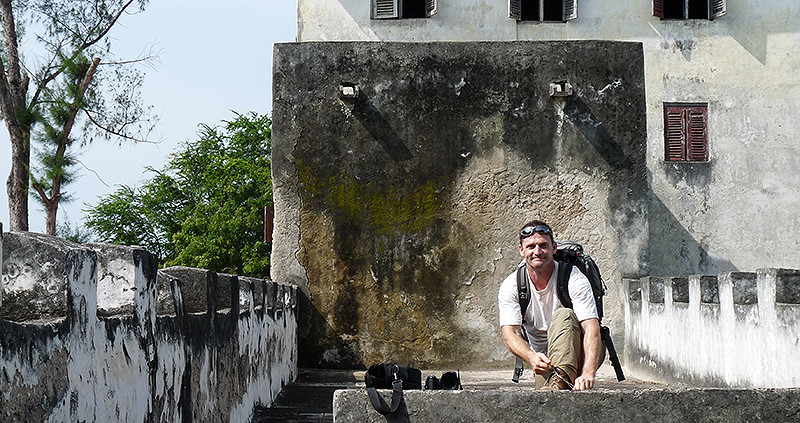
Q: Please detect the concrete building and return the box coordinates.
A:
[272,0,800,368]
[295,0,800,276]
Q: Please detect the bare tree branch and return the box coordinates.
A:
[82,0,136,50]
[29,0,137,108]
[84,109,159,144]
[31,180,53,204]
[59,57,101,147]
[75,158,111,188]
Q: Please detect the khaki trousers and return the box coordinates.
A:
[534,308,604,388]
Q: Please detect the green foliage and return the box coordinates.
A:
[56,217,94,244]
[85,112,273,277]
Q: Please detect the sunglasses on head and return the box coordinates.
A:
[520,225,551,238]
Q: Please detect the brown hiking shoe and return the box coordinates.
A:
[541,367,573,391]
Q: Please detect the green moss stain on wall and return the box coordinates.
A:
[297,159,445,236]
[295,157,473,366]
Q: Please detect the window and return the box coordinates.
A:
[654,0,726,20]
[664,103,709,162]
[372,0,437,19]
[510,0,577,22]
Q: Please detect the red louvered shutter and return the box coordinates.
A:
[653,0,665,18]
[686,107,709,161]
[664,105,686,161]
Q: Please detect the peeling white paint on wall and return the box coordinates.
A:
[0,233,298,423]
[95,257,136,313]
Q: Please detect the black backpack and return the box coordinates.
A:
[553,241,606,320]
[512,241,625,382]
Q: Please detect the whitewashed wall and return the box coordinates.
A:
[624,269,800,388]
[0,232,297,422]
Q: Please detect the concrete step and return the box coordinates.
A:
[330,366,800,422]
[334,387,800,422]
[253,366,666,422]
[252,369,362,422]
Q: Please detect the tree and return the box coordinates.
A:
[85,112,273,277]
[1,0,154,233]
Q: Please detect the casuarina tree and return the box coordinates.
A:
[1,0,155,233]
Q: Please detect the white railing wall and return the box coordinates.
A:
[624,269,800,388]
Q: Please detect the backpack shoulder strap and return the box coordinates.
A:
[513,265,530,384]
[556,259,574,309]
[516,265,530,322]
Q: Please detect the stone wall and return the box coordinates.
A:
[624,269,800,388]
[272,41,648,368]
[0,231,297,422]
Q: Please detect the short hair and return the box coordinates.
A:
[519,220,555,245]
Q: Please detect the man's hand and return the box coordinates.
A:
[502,325,552,375]
[573,372,595,390]
[530,352,551,375]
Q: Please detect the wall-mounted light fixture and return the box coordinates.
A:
[549,81,573,98]
[339,83,359,100]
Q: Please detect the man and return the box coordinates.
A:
[498,220,603,390]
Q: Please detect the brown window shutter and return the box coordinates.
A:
[686,107,709,161]
[653,0,665,18]
[264,205,275,243]
[509,0,522,20]
[710,0,726,19]
[664,106,686,161]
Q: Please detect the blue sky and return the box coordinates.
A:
[0,1,296,233]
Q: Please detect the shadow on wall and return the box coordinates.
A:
[648,194,736,277]
[297,291,366,369]
[564,95,634,170]
[351,91,413,163]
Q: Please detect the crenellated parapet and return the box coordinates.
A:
[0,230,297,423]
[624,269,800,388]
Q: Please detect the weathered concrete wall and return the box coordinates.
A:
[333,387,800,422]
[272,41,648,368]
[624,269,800,388]
[1,232,73,321]
[296,0,800,277]
[0,232,297,422]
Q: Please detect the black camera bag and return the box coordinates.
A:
[365,364,422,415]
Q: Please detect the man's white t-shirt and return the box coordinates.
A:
[498,261,598,354]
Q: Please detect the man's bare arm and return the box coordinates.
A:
[501,325,551,375]
[574,318,602,390]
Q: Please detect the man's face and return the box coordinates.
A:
[519,233,556,271]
